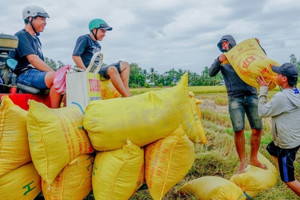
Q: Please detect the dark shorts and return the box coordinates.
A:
[228,95,263,132]
[267,141,300,182]
[99,61,122,79]
[17,68,48,89]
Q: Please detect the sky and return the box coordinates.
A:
[1,0,300,74]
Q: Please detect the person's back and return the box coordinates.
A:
[257,63,300,196]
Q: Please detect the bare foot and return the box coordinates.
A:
[250,160,267,170]
[236,163,246,174]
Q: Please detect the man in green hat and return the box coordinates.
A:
[72,18,131,97]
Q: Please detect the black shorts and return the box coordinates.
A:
[267,141,300,182]
[99,61,122,79]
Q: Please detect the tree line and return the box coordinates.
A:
[45,54,300,87]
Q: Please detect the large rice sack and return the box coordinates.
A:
[84,73,191,151]
[178,176,246,200]
[0,162,41,200]
[92,140,144,200]
[186,91,207,144]
[0,96,31,176]
[225,38,279,90]
[27,101,94,184]
[100,79,120,99]
[145,126,195,200]
[230,153,278,197]
[42,154,94,200]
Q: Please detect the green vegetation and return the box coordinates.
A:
[45,54,300,88]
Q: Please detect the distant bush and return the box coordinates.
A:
[131,83,136,88]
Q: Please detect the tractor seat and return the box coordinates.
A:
[17,83,49,95]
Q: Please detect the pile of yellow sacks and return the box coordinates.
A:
[0,73,207,200]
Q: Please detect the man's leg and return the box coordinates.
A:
[119,61,131,95]
[285,180,300,196]
[107,66,131,97]
[45,72,61,108]
[250,129,267,169]
[49,86,62,108]
[234,129,246,174]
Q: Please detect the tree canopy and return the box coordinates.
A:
[45,54,300,87]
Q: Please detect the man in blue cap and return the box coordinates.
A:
[72,18,131,97]
[257,63,300,196]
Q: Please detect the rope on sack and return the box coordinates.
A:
[237,192,253,200]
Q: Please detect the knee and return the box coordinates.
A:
[252,129,262,136]
[120,61,130,70]
[45,71,56,86]
[107,66,119,76]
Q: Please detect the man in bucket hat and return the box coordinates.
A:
[257,63,300,196]
[210,35,266,174]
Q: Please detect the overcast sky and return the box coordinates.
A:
[1,0,300,73]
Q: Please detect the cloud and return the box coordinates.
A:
[1,0,300,73]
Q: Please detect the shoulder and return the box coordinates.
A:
[15,29,29,38]
[271,91,287,103]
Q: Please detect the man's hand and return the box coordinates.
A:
[218,54,227,62]
[256,75,270,87]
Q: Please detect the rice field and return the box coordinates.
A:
[127,85,300,200]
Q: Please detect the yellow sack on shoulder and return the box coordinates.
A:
[225,38,279,90]
[27,101,94,184]
[0,96,31,176]
[42,154,94,200]
[230,153,278,197]
[92,140,144,200]
[84,73,190,151]
[145,126,195,200]
[178,176,246,200]
[0,162,41,200]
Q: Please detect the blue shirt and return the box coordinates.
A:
[72,34,101,67]
[11,29,44,76]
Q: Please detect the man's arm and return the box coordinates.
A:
[27,54,54,72]
[257,75,285,117]
[72,55,86,71]
[209,55,224,77]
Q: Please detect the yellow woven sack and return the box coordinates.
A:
[225,38,279,90]
[84,73,190,151]
[92,140,144,200]
[27,100,94,184]
[100,79,120,99]
[42,154,94,200]
[186,91,207,144]
[0,96,31,176]
[178,176,246,200]
[145,126,195,200]
[0,162,41,200]
[230,153,278,197]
